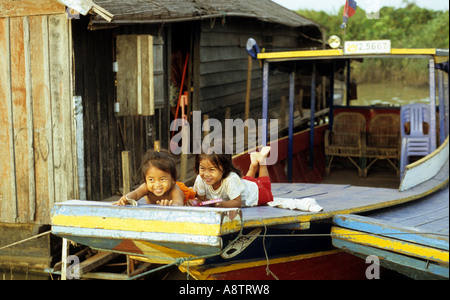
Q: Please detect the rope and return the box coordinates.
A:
[261,221,279,280]
[0,230,52,251]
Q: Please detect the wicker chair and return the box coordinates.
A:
[364,113,401,176]
[325,112,367,177]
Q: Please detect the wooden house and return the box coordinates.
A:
[0,0,323,272]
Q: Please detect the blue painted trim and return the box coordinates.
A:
[309,63,316,169]
[52,201,228,224]
[262,61,269,146]
[52,226,222,247]
[288,71,295,183]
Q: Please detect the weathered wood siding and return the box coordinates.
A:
[0,9,76,224]
[72,19,121,202]
[197,18,319,120]
[72,19,166,201]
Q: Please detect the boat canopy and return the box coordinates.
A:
[258,48,449,62]
[257,46,449,183]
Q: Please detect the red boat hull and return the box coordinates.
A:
[184,250,369,280]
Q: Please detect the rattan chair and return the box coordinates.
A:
[325,112,367,177]
[364,113,401,176]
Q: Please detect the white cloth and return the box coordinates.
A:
[193,172,258,207]
[268,197,323,212]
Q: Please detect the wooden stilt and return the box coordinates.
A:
[61,238,69,280]
[122,151,131,195]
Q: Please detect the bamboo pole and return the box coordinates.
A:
[122,151,131,195]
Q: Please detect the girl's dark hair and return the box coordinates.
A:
[194,151,242,179]
[141,149,177,181]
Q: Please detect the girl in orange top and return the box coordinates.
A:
[113,150,195,206]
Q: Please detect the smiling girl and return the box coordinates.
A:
[113,150,187,206]
[191,146,273,208]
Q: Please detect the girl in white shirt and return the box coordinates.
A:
[191,146,273,208]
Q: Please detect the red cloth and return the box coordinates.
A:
[242,176,273,206]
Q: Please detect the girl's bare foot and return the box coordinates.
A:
[250,152,260,167]
[258,146,271,165]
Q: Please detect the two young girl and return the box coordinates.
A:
[114,147,273,208]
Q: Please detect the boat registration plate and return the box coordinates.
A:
[344,40,391,55]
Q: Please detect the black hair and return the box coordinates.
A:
[141,149,177,181]
[194,151,242,179]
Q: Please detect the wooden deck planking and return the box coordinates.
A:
[271,182,351,198]
[252,159,448,227]
[244,185,405,227]
[368,186,449,235]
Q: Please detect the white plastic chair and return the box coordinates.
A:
[399,103,432,178]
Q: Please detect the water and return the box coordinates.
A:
[351,82,430,107]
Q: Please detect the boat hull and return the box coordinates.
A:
[183,250,369,280]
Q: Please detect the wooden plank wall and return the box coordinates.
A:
[198,18,318,121]
[72,19,163,201]
[72,18,120,202]
[0,10,76,223]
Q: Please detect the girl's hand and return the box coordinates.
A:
[113,196,129,206]
[157,199,173,206]
[185,198,199,206]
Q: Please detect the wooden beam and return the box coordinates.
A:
[77,251,119,275]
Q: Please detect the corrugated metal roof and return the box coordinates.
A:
[88,0,321,29]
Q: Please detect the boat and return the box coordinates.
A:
[331,146,449,280]
[51,44,449,280]
[331,185,449,280]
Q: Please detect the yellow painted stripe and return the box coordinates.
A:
[390,48,436,55]
[258,48,440,60]
[243,217,309,228]
[258,49,343,60]
[332,227,449,265]
[52,215,241,236]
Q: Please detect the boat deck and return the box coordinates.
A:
[362,186,449,236]
[244,159,448,228]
